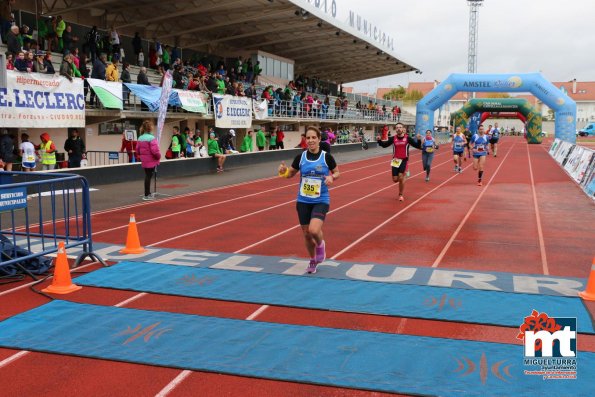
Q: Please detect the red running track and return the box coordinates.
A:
[1,137,594,397]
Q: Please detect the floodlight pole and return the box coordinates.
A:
[467,0,484,100]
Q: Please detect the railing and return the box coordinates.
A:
[85,151,135,167]
[0,171,105,279]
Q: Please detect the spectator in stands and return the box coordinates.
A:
[24,51,34,72]
[132,32,142,61]
[54,16,66,51]
[109,26,120,61]
[0,130,15,171]
[5,53,13,70]
[240,130,253,153]
[44,51,55,74]
[71,47,80,69]
[120,131,137,162]
[37,133,57,170]
[137,119,161,201]
[45,16,57,52]
[208,131,226,172]
[19,133,36,171]
[20,25,33,51]
[0,0,15,43]
[106,58,119,81]
[253,60,262,82]
[14,51,29,72]
[138,48,145,67]
[255,127,266,151]
[6,25,19,57]
[161,45,170,71]
[62,24,72,54]
[85,26,100,62]
[33,51,47,73]
[137,66,150,85]
[63,129,85,168]
[60,53,75,81]
[90,54,107,105]
[121,62,131,105]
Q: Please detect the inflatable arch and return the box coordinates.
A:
[451,98,542,143]
[480,112,526,126]
[415,73,576,143]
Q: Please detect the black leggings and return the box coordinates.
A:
[144,167,154,196]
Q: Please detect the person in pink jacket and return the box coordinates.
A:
[136,119,161,201]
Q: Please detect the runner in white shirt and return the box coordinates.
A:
[19,133,37,171]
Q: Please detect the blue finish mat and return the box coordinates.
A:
[0,300,593,396]
[75,261,595,334]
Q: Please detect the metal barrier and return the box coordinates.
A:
[0,171,105,279]
[86,151,134,167]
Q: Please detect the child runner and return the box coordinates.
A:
[277,126,340,274]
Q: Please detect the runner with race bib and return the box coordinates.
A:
[277,126,340,274]
[452,126,467,174]
[489,122,501,157]
[470,125,490,186]
[421,129,439,182]
[19,133,37,172]
[377,122,422,201]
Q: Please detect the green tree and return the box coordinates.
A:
[403,89,424,102]
[382,86,406,101]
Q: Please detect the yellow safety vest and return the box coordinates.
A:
[41,141,56,165]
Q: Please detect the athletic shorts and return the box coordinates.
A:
[22,162,36,169]
[391,158,408,176]
[489,138,499,144]
[453,150,464,156]
[473,153,487,158]
[296,202,330,225]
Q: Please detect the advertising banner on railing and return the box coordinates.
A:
[563,145,594,183]
[253,99,268,120]
[124,83,162,111]
[0,71,85,128]
[212,94,252,128]
[86,78,123,110]
[173,89,208,114]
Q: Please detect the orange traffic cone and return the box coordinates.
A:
[42,242,82,294]
[578,257,595,301]
[120,214,146,254]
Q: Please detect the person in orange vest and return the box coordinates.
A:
[37,133,57,170]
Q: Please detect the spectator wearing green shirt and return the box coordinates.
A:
[55,16,66,51]
[256,128,266,151]
[240,130,253,153]
[170,126,182,159]
[269,131,277,151]
[208,131,226,172]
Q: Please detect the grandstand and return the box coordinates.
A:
[2,0,418,159]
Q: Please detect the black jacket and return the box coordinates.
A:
[64,136,86,158]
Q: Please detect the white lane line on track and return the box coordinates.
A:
[93,157,394,236]
[0,350,30,370]
[13,156,392,235]
[526,144,549,275]
[330,160,470,261]
[235,155,455,254]
[430,143,516,268]
[154,305,270,397]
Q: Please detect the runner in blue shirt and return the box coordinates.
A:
[470,125,490,186]
[489,122,501,157]
[421,129,439,182]
[452,126,467,174]
[277,126,340,274]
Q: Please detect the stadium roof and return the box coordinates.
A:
[35,0,418,83]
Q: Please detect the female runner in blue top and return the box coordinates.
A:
[470,125,489,186]
[421,129,439,182]
[278,126,340,274]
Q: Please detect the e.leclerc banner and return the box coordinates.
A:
[1,70,85,128]
[86,78,123,109]
[212,94,252,128]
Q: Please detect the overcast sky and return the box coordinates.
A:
[334,0,595,93]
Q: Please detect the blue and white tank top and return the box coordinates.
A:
[453,134,465,152]
[297,150,330,204]
[422,138,435,153]
[471,134,489,156]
